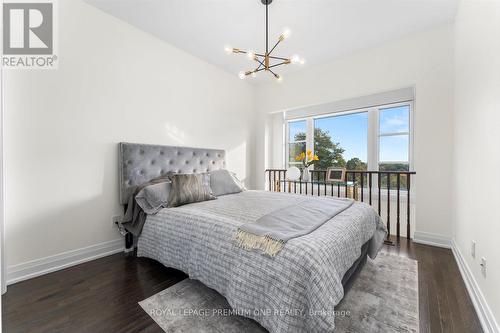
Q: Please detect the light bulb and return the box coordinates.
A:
[281,28,291,40]
[251,71,257,78]
[277,75,283,82]
[291,54,300,64]
[224,46,232,54]
[247,50,255,59]
[299,58,306,65]
[238,71,246,80]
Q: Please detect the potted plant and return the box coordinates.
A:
[295,150,319,182]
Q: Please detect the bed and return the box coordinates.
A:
[118,142,386,333]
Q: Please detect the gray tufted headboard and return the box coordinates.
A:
[118,142,226,205]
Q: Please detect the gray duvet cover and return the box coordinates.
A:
[138,190,386,333]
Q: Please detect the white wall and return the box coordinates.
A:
[255,25,455,238]
[3,0,255,271]
[453,0,500,329]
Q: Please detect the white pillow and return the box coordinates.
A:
[135,181,171,214]
[209,169,245,196]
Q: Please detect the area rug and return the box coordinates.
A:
[139,251,419,332]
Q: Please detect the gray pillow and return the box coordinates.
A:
[135,181,171,214]
[209,169,245,196]
[167,173,216,207]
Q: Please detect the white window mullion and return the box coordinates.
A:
[306,118,314,169]
[283,120,289,169]
[367,108,379,171]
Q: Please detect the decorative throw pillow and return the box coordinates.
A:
[167,173,216,207]
[209,169,245,196]
[135,180,171,214]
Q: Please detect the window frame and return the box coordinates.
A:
[284,101,414,172]
[376,102,413,170]
[285,118,308,168]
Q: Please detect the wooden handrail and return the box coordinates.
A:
[264,168,416,243]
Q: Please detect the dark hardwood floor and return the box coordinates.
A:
[3,238,483,333]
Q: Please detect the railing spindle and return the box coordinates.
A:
[386,173,391,241]
[273,171,277,191]
[407,174,411,240]
[268,170,272,191]
[369,172,372,205]
[377,173,381,216]
[360,172,364,202]
[345,172,349,198]
[278,171,281,192]
[397,173,400,239]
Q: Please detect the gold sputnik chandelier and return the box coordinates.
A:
[225,0,305,81]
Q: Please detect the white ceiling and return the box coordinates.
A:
[86,0,459,82]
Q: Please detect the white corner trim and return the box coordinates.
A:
[413,231,451,248]
[451,239,500,333]
[6,239,124,285]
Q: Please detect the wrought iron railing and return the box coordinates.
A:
[265,169,416,242]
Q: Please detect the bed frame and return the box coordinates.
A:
[117,142,368,289]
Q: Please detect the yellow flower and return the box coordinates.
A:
[313,155,319,161]
[295,152,305,161]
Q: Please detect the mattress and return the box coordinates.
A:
[138,190,386,333]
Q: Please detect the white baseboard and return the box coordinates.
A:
[451,239,500,333]
[6,238,124,286]
[412,231,451,248]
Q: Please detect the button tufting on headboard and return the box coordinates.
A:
[118,142,226,205]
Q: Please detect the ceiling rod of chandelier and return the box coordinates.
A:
[224,0,305,81]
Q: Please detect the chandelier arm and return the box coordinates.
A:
[254,64,263,72]
[245,67,266,76]
[267,61,289,69]
[254,57,265,67]
[268,39,282,56]
[268,67,279,77]
[254,53,288,61]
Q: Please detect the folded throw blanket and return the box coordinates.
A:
[235,197,354,256]
[119,176,171,238]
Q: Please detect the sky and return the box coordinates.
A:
[315,111,368,161]
[290,105,410,163]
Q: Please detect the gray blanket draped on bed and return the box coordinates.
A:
[235,197,354,256]
[119,176,170,237]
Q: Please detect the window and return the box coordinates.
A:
[378,105,410,172]
[287,120,307,167]
[285,103,413,177]
[314,112,368,171]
